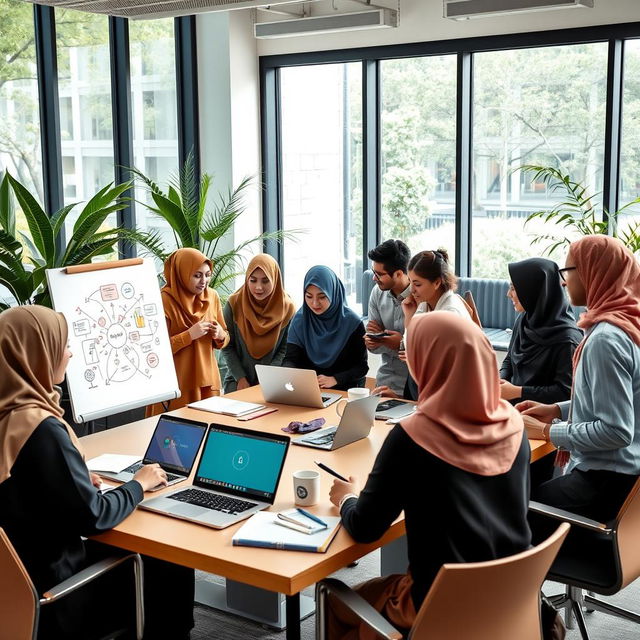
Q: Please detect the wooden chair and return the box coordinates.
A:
[462,290,483,329]
[0,528,144,640]
[530,477,640,639]
[316,523,569,640]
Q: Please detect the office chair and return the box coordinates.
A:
[462,290,483,329]
[316,523,569,640]
[530,476,640,639]
[0,528,144,640]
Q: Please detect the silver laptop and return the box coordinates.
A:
[255,364,342,408]
[374,398,416,421]
[139,424,290,529]
[96,415,207,489]
[293,395,380,450]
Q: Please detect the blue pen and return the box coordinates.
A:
[296,507,328,528]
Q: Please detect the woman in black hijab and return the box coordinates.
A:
[499,257,582,404]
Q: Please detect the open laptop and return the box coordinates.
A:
[255,364,342,408]
[375,398,416,421]
[292,395,380,450]
[139,424,290,529]
[96,415,207,489]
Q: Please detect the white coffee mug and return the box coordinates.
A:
[293,470,320,506]
[348,387,370,402]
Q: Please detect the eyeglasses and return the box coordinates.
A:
[372,270,389,281]
[558,266,577,282]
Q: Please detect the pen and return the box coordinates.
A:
[296,508,328,527]
[314,460,349,483]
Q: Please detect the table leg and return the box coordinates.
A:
[286,593,301,640]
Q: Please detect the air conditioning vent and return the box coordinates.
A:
[254,8,398,39]
[444,0,594,20]
[20,0,300,20]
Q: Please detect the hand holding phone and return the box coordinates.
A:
[366,331,390,340]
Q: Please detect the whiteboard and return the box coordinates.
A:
[46,259,180,423]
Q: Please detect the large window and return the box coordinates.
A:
[472,43,608,278]
[0,0,43,215]
[280,63,362,308]
[57,11,115,236]
[130,19,179,252]
[619,39,640,242]
[380,56,457,259]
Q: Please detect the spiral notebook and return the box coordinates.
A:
[232,512,341,553]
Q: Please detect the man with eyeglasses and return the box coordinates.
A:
[365,239,412,397]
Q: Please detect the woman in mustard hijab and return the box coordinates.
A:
[148,248,229,415]
[0,306,194,639]
[222,254,295,392]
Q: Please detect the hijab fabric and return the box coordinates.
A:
[571,235,640,368]
[508,257,582,369]
[401,312,524,476]
[287,266,362,369]
[0,306,82,483]
[162,247,213,332]
[228,254,295,359]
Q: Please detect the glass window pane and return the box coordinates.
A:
[0,0,44,212]
[280,63,362,309]
[380,56,457,261]
[472,44,608,277]
[620,39,640,247]
[56,11,116,248]
[130,18,179,254]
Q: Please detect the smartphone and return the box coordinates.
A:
[366,331,390,339]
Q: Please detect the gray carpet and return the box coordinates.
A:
[191,550,640,639]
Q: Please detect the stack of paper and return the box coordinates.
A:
[87,453,141,473]
[188,396,265,417]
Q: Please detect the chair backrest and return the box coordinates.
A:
[409,523,570,640]
[457,277,517,331]
[0,528,39,640]
[462,290,482,328]
[614,477,640,589]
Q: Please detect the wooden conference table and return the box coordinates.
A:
[84,387,554,640]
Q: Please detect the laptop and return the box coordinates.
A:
[96,415,207,489]
[255,364,342,408]
[292,395,380,450]
[139,424,290,529]
[375,398,416,421]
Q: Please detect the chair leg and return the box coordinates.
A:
[583,594,640,624]
[570,597,591,640]
[585,590,595,614]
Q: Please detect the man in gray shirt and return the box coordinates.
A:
[365,240,412,397]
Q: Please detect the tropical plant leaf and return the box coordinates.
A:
[0,171,15,236]
[17,231,45,267]
[128,166,164,196]
[50,202,79,239]
[116,227,169,261]
[7,173,55,264]
[150,190,194,247]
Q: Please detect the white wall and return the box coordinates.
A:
[256,0,640,56]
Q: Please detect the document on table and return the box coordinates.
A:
[87,453,142,473]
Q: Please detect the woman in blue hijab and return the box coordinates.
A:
[283,266,368,390]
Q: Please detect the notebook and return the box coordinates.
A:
[255,365,341,408]
[139,424,290,529]
[188,396,266,417]
[91,415,207,489]
[232,511,342,552]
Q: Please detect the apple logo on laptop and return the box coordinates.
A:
[285,382,295,392]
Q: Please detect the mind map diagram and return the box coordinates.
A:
[72,281,162,389]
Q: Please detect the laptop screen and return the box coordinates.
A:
[194,424,290,503]
[143,416,207,475]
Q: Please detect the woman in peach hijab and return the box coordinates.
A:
[221,253,295,392]
[148,248,229,415]
[328,312,531,639]
[0,306,193,639]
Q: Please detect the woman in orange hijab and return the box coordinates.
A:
[221,254,295,392]
[148,248,229,415]
[328,312,531,639]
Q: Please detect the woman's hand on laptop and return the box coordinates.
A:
[133,464,169,492]
[317,375,337,389]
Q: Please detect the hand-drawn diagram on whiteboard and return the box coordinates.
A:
[47,259,180,423]
[73,281,161,387]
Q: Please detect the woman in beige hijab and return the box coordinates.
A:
[222,253,295,392]
[0,306,193,639]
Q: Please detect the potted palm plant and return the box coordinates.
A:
[0,171,164,310]
[520,165,640,256]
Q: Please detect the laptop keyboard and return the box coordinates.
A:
[122,462,181,483]
[168,488,257,514]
